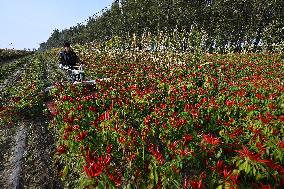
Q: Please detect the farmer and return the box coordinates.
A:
[59,42,80,69]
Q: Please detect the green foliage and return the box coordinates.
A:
[40,0,284,53]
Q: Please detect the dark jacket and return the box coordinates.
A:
[59,50,80,68]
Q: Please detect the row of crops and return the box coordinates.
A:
[43,45,284,188]
[0,51,68,188]
[0,45,283,188]
[0,54,44,125]
[0,51,67,128]
[0,48,33,62]
[0,59,25,86]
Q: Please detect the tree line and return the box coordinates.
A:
[39,0,284,52]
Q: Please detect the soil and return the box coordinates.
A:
[0,115,63,189]
[0,124,16,188]
[18,117,63,189]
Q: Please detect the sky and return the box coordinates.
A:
[0,0,114,50]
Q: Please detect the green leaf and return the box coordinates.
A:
[244,161,251,174]
[216,185,223,189]
[62,165,69,177]
[216,148,223,158]
[98,181,105,189]
[153,161,158,186]
[252,166,256,176]
[140,183,146,189]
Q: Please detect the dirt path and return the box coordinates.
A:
[0,124,18,188]
[0,119,63,189]
[0,123,27,188]
[18,117,63,189]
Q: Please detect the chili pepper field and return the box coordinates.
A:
[0,46,284,188]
